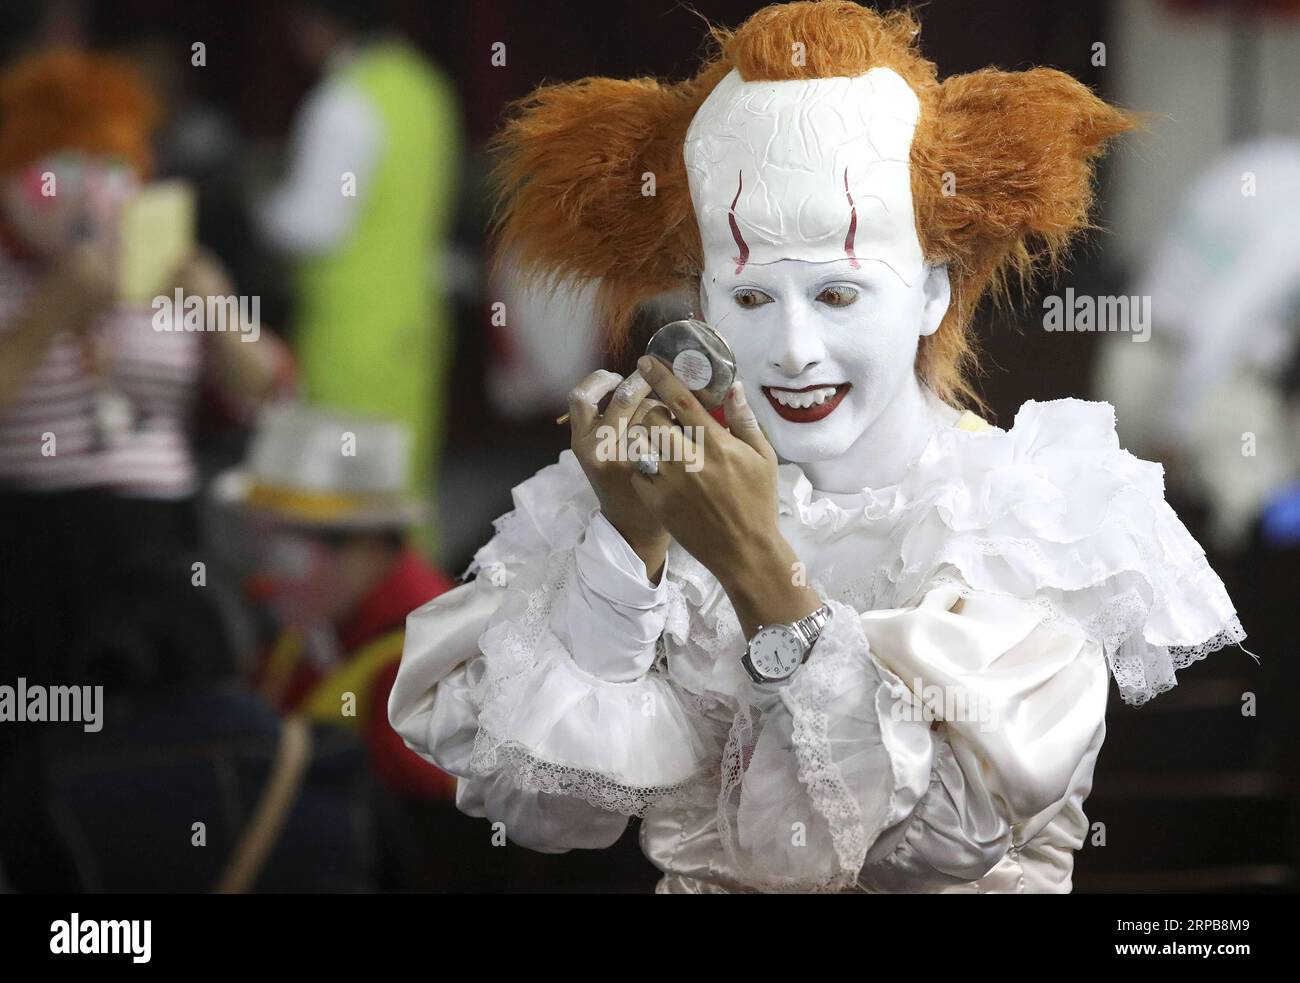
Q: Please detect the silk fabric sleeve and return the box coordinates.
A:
[389,512,710,852]
[388,578,639,850]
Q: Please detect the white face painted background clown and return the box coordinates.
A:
[0,150,140,261]
[686,67,952,471]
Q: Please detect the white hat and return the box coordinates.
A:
[214,403,424,530]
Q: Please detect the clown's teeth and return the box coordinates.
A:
[768,386,839,409]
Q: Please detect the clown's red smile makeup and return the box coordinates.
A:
[762,382,851,422]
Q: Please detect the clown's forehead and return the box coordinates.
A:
[684,67,924,285]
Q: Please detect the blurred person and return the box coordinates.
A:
[1236,346,1300,802]
[1096,136,1300,548]
[0,50,291,751]
[215,403,456,803]
[390,2,1245,894]
[119,30,284,324]
[0,554,377,892]
[486,255,603,422]
[257,0,461,553]
[1254,345,1300,551]
[485,260,701,424]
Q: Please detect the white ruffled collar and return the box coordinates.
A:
[473,396,1242,706]
[777,407,993,531]
[763,397,1244,705]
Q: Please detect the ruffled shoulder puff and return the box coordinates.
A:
[779,398,1247,706]
[465,449,598,587]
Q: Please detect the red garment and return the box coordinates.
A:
[338,548,452,651]
[348,550,457,801]
[259,548,457,800]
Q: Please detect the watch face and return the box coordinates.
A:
[748,625,803,680]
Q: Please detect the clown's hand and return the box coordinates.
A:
[630,355,787,588]
[567,368,671,580]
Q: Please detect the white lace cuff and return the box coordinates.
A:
[468,555,710,816]
[563,509,669,681]
[578,509,668,604]
[454,768,632,854]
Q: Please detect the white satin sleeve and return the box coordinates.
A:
[720,582,1108,892]
[388,578,636,852]
[388,457,711,851]
[258,78,382,254]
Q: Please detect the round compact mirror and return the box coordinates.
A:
[644,318,738,411]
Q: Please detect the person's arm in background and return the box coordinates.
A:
[257,79,382,256]
[1162,224,1300,447]
[176,247,294,409]
[0,242,114,412]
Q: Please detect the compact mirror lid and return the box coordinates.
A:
[643,318,738,411]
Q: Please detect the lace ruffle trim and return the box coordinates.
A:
[467,729,706,818]
[782,601,871,891]
[713,599,885,894]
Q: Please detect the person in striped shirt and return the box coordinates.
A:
[0,50,290,745]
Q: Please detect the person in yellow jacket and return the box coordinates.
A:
[260,0,460,553]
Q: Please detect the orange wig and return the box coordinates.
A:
[0,48,160,179]
[488,1,1137,408]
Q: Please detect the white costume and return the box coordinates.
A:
[390,20,1237,892]
[390,399,1242,893]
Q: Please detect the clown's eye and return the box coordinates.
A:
[733,288,774,310]
[816,285,859,308]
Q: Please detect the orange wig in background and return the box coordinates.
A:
[0,48,160,179]
[488,1,1138,409]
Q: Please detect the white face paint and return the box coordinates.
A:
[700,257,949,467]
[685,68,950,478]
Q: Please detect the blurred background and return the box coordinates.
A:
[0,0,1296,893]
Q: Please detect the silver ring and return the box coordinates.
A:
[636,453,660,476]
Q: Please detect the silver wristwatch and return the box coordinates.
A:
[741,603,831,684]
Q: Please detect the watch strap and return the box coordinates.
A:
[791,603,831,653]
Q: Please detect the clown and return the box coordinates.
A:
[390,2,1244,893]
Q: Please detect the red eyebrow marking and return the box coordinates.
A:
[728,170,749,275]
[843,167,860,269]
